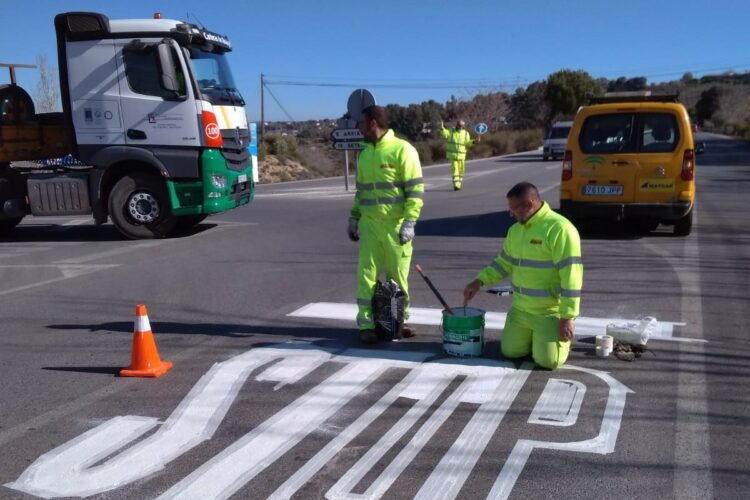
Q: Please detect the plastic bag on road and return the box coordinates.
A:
[606,316,657,346]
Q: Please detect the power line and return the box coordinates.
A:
[264,79,530,90]
[262,82,295,122]
[263,63,750,92]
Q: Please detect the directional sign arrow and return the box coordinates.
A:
[334,141,365,151]
[331,128,364,141]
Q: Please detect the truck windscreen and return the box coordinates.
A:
[189,49,244,106]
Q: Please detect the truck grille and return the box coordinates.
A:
[221,129,251,172]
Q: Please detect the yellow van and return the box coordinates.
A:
[559,93,699,235]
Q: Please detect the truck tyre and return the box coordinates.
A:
[109,173,176,239]
[0,217,22,235]
[673,209,693,236]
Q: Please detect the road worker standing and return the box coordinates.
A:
[463,182,583,369]
[348,105,425,344]
[440,119,474,190]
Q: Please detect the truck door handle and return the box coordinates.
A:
[612,160,629,165]
[127,129,147,140]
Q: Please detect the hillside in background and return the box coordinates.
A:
[260,70,750,182]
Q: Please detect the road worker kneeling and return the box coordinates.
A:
[463,182,583,369]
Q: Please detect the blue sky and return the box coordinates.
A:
[1,0,748,121]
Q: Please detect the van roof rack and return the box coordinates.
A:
[588,91,680,104]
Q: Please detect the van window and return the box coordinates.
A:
[640,113,680,152]
[548,126,571,139]
[579,114,635,153]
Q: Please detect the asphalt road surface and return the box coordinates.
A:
[0,133,748,499]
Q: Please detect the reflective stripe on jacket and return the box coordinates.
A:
[476,202,583,318]
[351,129,424,222]
[441,127,473,160]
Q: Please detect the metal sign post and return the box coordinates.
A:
[344,150,349,191]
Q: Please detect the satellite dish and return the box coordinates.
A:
[347,88,376,123]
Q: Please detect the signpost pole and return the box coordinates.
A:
[344,151,350,191]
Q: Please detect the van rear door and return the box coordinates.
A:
[575,112,638,202]
[633,112,683,204]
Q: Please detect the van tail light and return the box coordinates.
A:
[562,150,573,181]
[201,110,223,149]
[681,149,694,181]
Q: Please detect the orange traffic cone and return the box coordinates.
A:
[120,304,173,378]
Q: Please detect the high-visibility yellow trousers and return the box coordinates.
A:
[501,307,570,370]
[451,159,465,189]
[356,216,412,330]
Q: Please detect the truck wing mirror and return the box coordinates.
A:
[157,42,186,101]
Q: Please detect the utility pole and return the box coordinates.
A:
[260,73,265,136]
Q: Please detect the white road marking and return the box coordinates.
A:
[288,302,699,342]
[0,264,118,296]
[157,349,431,500]
[412,360,534,500]
[528,379,586,426]
[642,217,713,498]
[54,242,162,264]
[6,345,336,498]
[488,365,632,499]
[0,245,55,259]
[7,344,629,500]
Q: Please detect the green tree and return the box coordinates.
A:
[545,69,603,120]
[695,86,721,123]
[509,81,548,128]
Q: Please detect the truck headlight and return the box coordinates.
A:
[210,174,227,189]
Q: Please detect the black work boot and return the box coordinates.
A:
[401,325,417,338]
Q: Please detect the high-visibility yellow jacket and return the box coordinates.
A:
[477,202,583,318]
[351,129,424,222]
[441,127,473,160]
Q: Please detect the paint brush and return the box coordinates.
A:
[415,264,454,315]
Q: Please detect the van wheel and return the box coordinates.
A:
[542,155,549,161]
[109,173,176,239]
[673,209,693,236]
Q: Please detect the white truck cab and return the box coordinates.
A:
[0,12,254,239]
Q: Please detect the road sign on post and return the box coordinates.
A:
[347,89,376,123]
[331,129,364,141]
[333,89,377,191]
[475,122,489,135]
[334,141,365,151]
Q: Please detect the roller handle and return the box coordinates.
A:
[415,264,454,315]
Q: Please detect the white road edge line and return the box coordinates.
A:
[642,213,713,499]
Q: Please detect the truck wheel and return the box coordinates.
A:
[0,217,22,235]
[175,214,208,230]
[109,173,176,239]
[673,209,693,236]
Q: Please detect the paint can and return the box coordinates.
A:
[441,307,485,357]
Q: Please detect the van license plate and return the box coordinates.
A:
[237,174,247,184]
[582,185,623,196]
